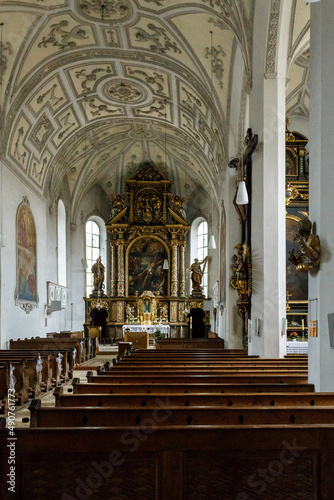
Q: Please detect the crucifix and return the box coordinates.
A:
[231,129,258,348]
[242,128,258,245]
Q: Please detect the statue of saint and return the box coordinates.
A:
[189,256,208,291]
[110,194,125,218]
[171,195,186,220]
[289,219,321,272]
[91,257,105,293]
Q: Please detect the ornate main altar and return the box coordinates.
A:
[84,162,210,340]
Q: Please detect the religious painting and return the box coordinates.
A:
[15,197,38,313]
[128,237,168,296]
[286,149,298,176]
[286,215,308,301]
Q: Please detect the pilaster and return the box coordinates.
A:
[308,0,334,390]
[248,0,292,357]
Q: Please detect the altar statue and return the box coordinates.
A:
[189,256,208,292]
[91,257,105,293]
[288,219,321,272]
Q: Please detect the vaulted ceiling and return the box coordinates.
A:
[0,0,310,223]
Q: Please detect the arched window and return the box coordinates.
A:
[85,217,106,297]
[57,199,67,286]
[191,217,208,297]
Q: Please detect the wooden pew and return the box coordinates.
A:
[126,349,253,357]
[111,357,308,365]
[155,338,225,349]
[1,425,333,500]
[54,386,334,408]
[0,353,43,400]
[0,365,10,413]
[9,343,76,381]
[108,359,308,369]
[9,337,90,365]
[0,360,29,406]
[98,366,308,375]
[86,371,309,385]
[72,379,315,395]
[0,350,59,392]
[27,398,334,427]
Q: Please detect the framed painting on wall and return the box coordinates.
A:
[127,237,168,296]
[15,197,39,313]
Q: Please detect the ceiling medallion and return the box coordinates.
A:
[104,80,147,104]
[78,0,132,24]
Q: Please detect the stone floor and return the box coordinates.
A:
[14,345,118,428]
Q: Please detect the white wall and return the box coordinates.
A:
[0,166,66,347]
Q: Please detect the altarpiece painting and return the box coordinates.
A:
[128,237,167,296]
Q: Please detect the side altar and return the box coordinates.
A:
[84,162,211,340]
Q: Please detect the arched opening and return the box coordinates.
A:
[85,216,107,297]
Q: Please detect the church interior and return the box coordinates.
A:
[1,0,334,498]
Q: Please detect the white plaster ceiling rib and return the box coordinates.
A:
[288,21,310,67]
[286,53,310,118]
[285,0,310,118]
[167,16,228,150]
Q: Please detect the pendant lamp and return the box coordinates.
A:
[236,180,249,205]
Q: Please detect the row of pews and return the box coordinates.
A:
[0,333,97,412]
[1,347,334,499]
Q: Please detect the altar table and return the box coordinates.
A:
[286,341,308,354]
[122,324,170,338]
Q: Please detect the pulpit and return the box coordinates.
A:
[87,326,101,340]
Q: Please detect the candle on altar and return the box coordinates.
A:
[302,319,304,331]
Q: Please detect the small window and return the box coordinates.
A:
[191,217,208,297]
[197,221,208,296]
[85,220,100,297]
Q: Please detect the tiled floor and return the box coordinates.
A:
[14,346,118,428]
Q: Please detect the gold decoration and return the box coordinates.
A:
[285,183,299,206]
[117,301,124,322]
[111,302,117,322]
[230,242,252,301]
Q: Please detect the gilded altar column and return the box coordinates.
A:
[171,242,179,297]
[179,243,186,297]
[128,191,134,223]
[110,243,117,297]
[117,241,125,296]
